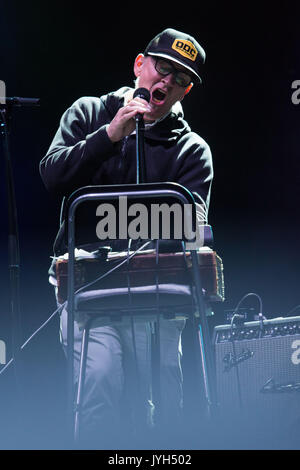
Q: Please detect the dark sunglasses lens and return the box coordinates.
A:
[176,74,191,87]
[156,59,172,75]
[156,59,191,87]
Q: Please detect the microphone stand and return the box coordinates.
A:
[0,104,23,374]
[135,115,147,184]
[135,114,162,424]
[0,97,40,399]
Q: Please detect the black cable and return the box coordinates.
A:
[151,240,161,421]
[0,240,152,377]
[229,292,264,410]
[230,292,263,323]
[182,244,206,394]
[285,304,300,317]
[0,303,65,376]
[125,239,144,434]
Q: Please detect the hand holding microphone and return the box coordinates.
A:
[107,88,151,143]
[132,88,151,123]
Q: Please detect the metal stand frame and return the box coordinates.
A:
[65,183,217,442]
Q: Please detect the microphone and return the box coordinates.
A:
[0,97,40,108]
[133,87,150,122]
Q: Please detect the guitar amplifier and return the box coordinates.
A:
[213,316,300,436]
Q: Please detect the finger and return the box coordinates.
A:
[129,97,150,107]
[118,108,148,125]
[126,99,151,112]
[117,107,140,121]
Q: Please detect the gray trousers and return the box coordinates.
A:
[59,304,186,447]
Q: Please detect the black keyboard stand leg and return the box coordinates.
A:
[150,320,162,427]
[74,318,92,443]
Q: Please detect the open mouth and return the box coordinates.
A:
[151,88,167,104]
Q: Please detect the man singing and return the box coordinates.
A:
[40,28,213,448]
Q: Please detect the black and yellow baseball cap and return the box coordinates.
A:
[144,28,206,84]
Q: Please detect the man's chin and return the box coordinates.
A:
[144,110,164,123]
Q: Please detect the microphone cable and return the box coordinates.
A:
[229,292,264,410]
[0,240,152,377]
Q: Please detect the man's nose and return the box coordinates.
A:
[162,73,175,86]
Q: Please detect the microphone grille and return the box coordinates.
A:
[133,87,150,103]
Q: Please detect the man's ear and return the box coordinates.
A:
[184,82,193,96]
[134,53,145,78]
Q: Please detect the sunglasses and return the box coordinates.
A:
[154,57,193,88]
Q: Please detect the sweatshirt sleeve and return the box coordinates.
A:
[39,96,117,197]
[175,132,213,221]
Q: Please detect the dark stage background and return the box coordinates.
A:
[0,1,300,449]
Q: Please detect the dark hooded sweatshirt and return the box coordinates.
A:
[40,87,213,260]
